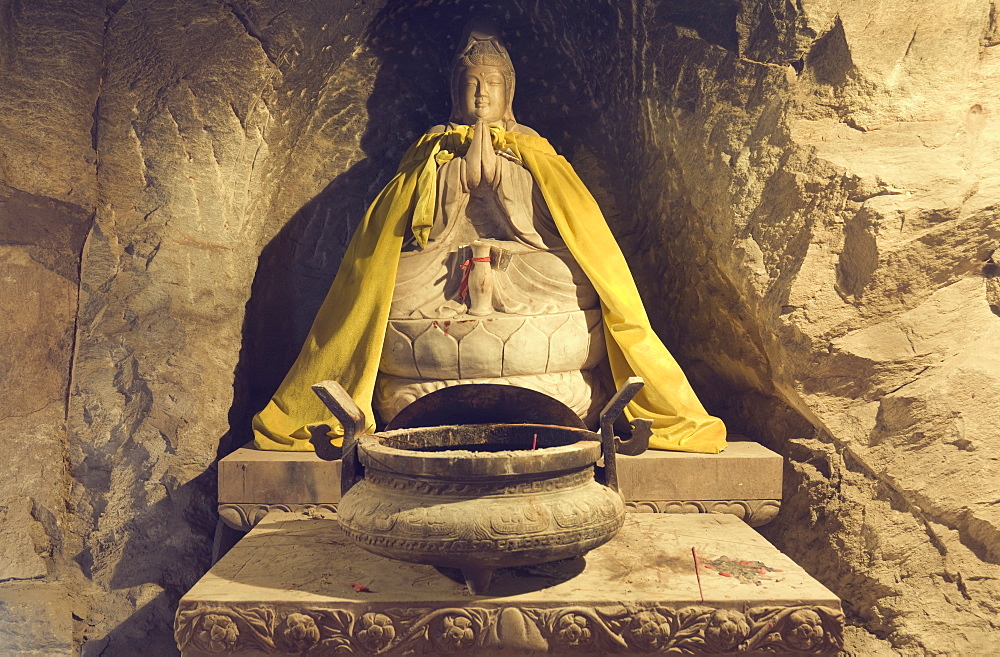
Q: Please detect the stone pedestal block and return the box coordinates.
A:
[176,511,842,656]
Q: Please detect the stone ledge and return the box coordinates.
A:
[625,499,780,527]
[177,511,842,656]
[219,438,782,525]
[219,498,781,533]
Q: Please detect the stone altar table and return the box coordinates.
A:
[177,511,842,656]
[216,438,783,553]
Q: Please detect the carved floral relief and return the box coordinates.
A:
[176,602,843,655]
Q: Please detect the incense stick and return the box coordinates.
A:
[692,546,705,602]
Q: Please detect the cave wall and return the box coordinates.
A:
[617,2,1000,653]
[0,0,102,653]
[1,0,998,654]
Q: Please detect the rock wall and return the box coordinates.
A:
[0,0,102,653]
[1,0,998,654]
[71,1,389,653]
[609,2,1000,653]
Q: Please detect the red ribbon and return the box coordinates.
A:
[457,256,491,301]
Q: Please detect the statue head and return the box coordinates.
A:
[449,19,516,127]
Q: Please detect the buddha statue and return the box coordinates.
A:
[376,25,609,425]
[252,21,727,454]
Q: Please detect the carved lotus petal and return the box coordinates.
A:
[458,322,504,378]
[380,322,420,378]
[502,320,549,376]
[412,323,459,379]
[547,313,594,372]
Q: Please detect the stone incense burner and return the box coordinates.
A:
[309,379,644,594]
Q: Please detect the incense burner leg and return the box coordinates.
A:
[463,567,494,595]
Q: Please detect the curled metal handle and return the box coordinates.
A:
[311,380,365,495]
[617,418,652,456]
[598,377,644,493]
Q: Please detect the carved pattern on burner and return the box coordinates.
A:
[337,472,624,558]
[340,515,624,556]
[362,467,592,498]
[175,602,844,655]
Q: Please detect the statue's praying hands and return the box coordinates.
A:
[458,57,507,193]
[466,118,498,192]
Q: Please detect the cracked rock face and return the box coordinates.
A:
[2,0,999,654]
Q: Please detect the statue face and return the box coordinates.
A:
[455,65,508,124]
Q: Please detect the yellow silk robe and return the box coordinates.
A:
[252,126,727,453]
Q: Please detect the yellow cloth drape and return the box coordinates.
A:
[252,126,727,453]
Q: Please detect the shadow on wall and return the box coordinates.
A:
[218,0,634,459]
[220,4,451,458]
[81,469,216,656]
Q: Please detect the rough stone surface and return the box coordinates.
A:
[0,0,103,653]
[2,0,999,654]
[0,497,50,583]
[590,2,1000,653]
[0,583,75,657]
